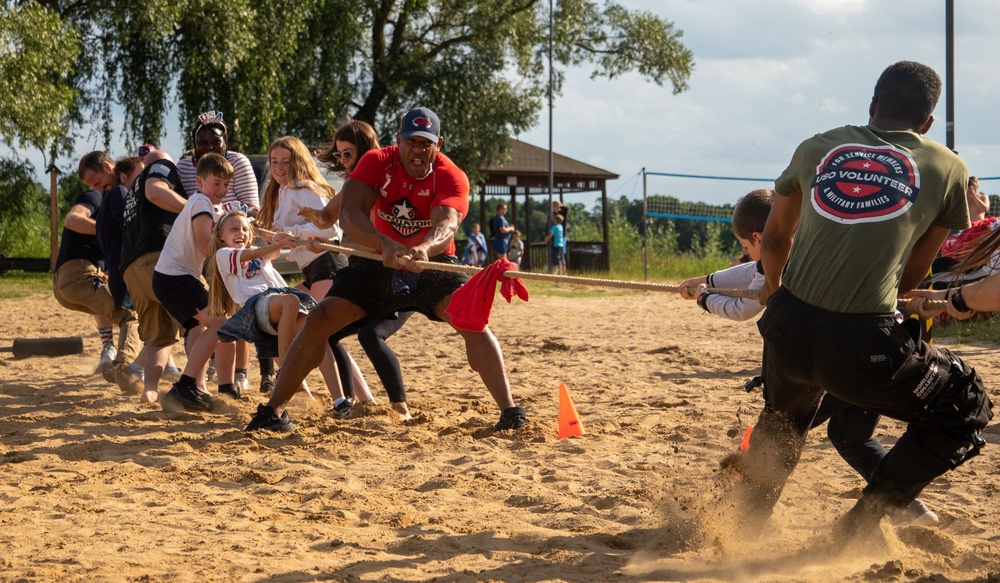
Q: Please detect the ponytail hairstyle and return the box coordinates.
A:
[258,135,336,230]
[207,210,252,318]
[949,227,1000,287]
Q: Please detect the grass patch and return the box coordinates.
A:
[0,271,51,300]
[933,314,1000,346]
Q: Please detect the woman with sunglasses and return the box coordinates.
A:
[316,121,415,420]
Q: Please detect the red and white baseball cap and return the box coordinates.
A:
[132,144,157,157]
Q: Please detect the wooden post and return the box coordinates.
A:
[601,181,610,271]
[47,164,59,273]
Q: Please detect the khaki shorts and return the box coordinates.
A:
[52,259,114,316]
[124,252,181,346]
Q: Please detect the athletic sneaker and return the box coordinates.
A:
[495,406,527,431]
[164,382,213,411]
[235,372,249,394]
[906,498,939,526]
[162,365,182,383]
[101,366,116,384]
[259,375,275,394]
[245,404,294,433]
[114,364,144,395]
[97,344,117,372]
[332,397,354,419]
[205,357,217,383]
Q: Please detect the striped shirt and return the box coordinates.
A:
[177,151,260,211]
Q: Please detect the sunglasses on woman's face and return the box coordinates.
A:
[333,149,355,162]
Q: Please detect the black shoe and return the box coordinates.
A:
[260,375,275,394]
[495,406,527,431]
[245,404,295,433]
[165,382,213,411]
[219,384,242,400]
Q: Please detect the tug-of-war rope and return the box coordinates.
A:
[254,227,949,310]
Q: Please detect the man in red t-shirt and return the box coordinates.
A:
[246,107,526,433]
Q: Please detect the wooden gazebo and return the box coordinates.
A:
[476,138,618,271]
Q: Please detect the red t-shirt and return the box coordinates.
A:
[350,146,469,256]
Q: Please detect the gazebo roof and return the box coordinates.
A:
[478,138,618,191]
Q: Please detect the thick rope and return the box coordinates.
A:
[897,297,949,312]
[253,227,951,308]
[252,227,761,295]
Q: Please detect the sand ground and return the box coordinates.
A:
[1,288,998,582]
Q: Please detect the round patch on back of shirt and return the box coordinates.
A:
[811,143,920,224]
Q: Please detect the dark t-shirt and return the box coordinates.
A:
[120,159,188,272]
[95,185,128,307]
[55,189,104,270]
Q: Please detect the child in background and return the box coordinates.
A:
[678,188,938,525]
[507,230,524,267]
[545,214,566,275]
[208,212,315,425]
[462,223,488,266]
[153,153,237,410]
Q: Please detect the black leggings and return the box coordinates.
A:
[329,312,412,403]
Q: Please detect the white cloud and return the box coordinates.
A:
[790,0,870,16]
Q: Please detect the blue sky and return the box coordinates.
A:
[519,0,1000,205]
[5,0,999,208]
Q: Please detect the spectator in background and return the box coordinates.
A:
[550,200,569,268]
[507,230,524,267]
[463,223,488,266]
[490,202,515,258]
[545,213,567,275]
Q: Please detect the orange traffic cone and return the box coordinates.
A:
[558,383,584,439]
[738,425,753,453]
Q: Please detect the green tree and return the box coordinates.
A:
[38,0,693,173]
[0,2,80,154]
[0,158,48,256]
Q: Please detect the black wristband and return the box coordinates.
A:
[950,287,972,313]
[697,291,712,312]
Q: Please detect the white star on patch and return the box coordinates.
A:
[863,162,871,168]
[853,186,861,193]
[394,200,415,219]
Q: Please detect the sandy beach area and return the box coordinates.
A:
[1,287,998,582]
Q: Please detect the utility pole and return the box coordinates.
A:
[945,0,955,151]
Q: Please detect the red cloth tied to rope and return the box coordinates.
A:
[445,258,529,332]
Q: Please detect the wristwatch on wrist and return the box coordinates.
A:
[697,291,712,312]
[949,287,972,313]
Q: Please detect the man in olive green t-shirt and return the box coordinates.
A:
[732,61,992,544]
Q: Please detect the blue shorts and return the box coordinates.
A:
[553,247,566,266]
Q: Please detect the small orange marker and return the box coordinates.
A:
[738,425,753,453]
[558,383,585,439]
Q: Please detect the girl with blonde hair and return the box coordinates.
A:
[256,136,375,414]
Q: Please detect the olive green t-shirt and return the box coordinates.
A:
[774,124,969,313]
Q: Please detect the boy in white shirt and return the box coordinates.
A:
[153,153,236,410]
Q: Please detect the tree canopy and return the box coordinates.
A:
[0,2,79,155]
[14,0,694,175]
